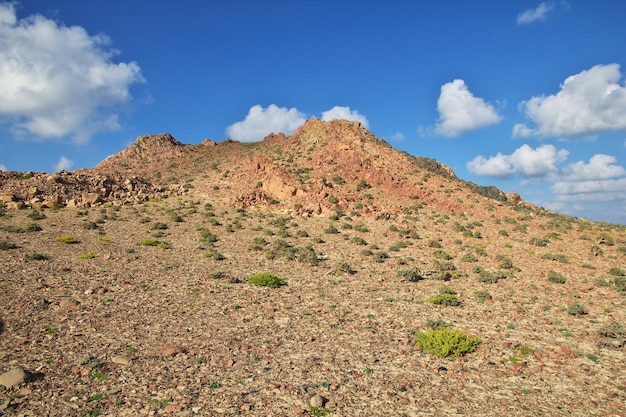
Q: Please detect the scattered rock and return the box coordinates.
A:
[0,367,33,388]
[111,356,132,365]
[309,394,325,408]
[159,344,183,357]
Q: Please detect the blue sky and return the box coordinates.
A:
[1,1,626,224]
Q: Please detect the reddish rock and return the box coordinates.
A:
[159,344,182,357]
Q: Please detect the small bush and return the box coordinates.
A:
[548,271,566,284]
[598,321,625,339]
[541,253,569,263]
[0,240,17,250]
[609,267,625,277]
[530,237,548,247]
[461,253,477,262]
[428,293,460,306]
[140,238,170,249]
[475,290,492,303]
[425,319,453,330]
[248,272,286,288]
[78,253,98,259]
[324,225,339,234]
[415,328,481,357]
[56,235,79,244]
[397,267,422,282]
[151,222,168,230]
[25,252,49,261]
[567,302,587,316]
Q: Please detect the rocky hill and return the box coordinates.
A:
[2,118,521,218]
[0,118,625,416]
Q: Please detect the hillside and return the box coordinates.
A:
[0,118,625,416]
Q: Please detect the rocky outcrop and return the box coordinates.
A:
[0,170,185,210]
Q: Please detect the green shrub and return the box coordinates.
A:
[415,328,481,357]
[324,225,339,234]
[140,238,170,249]
[475,290,492,303]
[425,319,453,330]
[248,272,286,288]
[0,240,17,250]
[78,253,98,259]
[461,253,477,262]
[151,222,168,230]
[567,302,587,316]
[548,270,566,284]
[428,293,460,306]
[609,267,625,276]
[598,321,625,339]
[356,179,371,191]
[530,237,548,247]
[56,235,79,244]
[541,253,569,263]
[397,267,422,282]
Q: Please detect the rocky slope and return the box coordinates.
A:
[0,118,625,416]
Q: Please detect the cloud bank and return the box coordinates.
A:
[226,104,370,142]
[514,64,626,138]
[517,1,556,25]
[433,79,501,137]
[226,104,307,142]
[321,106,369,128]
[0,3,144,143]
[467,144,568,179]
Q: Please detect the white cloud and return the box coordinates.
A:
[434,79,501,137]
[515,64,626,138]
[390,132,406,142]
[0,163,6,171]
[559,154,626,181]
[509,144,568,177]
[551,178,626,198]
[551,154,626,199]
[467,144,568,178]
[517,2,556,25]
[321,106,369,128]
[0,3,144,143]
[226,104,306,142]
[54,156,73,172]
[466,154,514,179]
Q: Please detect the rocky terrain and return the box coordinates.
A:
[0,118,625,416]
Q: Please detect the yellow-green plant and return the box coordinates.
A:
[415,328,481,357]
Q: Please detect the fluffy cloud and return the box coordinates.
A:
[517,1,555,25]
[559,154,626,181]
[551,154,626,197]
[515,64,626,138]
[321,106,369,128]
[390,132,406,142]
[466,153,515,179]
[0,163,6,171]
[434,79,501,137]
[226,104,306,142]
[467,144,568,178]
[54,156,73,172]
[0,3,144,143]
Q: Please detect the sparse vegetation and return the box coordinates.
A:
[248,272,286,288]
[415,328,481,357]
